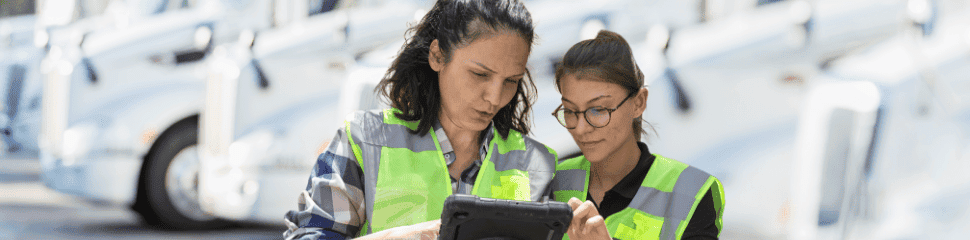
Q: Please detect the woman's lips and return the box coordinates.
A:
[579,140,604,147]
[476,110,495,119]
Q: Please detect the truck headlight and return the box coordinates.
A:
[62,123,97,165]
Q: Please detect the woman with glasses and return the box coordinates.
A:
[550,30,725,240]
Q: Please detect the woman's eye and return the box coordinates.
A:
[589,108,608,116]
[472,71,487,77]
[505,78,520,84]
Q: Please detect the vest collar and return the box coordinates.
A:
[432,121,494,165]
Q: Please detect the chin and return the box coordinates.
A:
[461,118,491,131]
[579,148,605,163]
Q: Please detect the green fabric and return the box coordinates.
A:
[371,147,452,233]
[675,177,714,240]
[382,108,419,131]
[354,108,540,234]
[554,156,589,240]
[710,177,725,236]
[489,170,531,200]
[546,145,559,160]
[553,154,722,240]
[608,209,663,240]
[471,128,531,201]
[493,129,527,154]
[344,121,365,175]
[642,155,689,192]
[553,156,590,203]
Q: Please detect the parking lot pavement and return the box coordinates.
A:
[0,157,286,240]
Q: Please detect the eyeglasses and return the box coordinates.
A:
[552,92,637,129]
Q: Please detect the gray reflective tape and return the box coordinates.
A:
[525,144,557,202]
[491,146,529,172]
[349,116,438,153]
[656,207,678,240]
[490,146,556,172]
[629,187,674,219]
[485,139,558,201]
[381,124,438,152]
[551,169,587,192]
[660,166,711,239]
[525,138,558,172]
[629,166,711,240]
[659,208,679,240]
[360,143,381,236]
[528,167,554,201]
[671,167,711,219]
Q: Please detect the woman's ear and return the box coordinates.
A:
[429,39,444,72]
[632,87,649,117]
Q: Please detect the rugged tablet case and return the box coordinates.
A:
[439,194,573,240]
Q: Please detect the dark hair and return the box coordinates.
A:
[376,0,537,139]
[554,30,653,140]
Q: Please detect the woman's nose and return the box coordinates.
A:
[482,79,504,107]
[572,113,595,134]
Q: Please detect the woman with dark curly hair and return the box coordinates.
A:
[283,0,557,239]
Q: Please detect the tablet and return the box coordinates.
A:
[438,194,573,240]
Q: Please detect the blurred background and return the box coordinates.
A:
[1,0,969,239]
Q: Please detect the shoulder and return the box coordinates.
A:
[496,130,558,173]
[345,109,417,143]
[651,154,723,198]
[650,154,706,177]
[519,133,558,160]
[345,109,388,128]
[555,155,587,171]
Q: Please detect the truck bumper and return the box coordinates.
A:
[39,150,143,205]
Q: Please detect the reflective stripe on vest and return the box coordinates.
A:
[345,108,557,235]
[552,155,725,240]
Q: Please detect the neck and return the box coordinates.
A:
[589,139,641,192]
[438,114,483,160]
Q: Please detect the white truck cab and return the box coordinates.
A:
[633,0,925,237]
[198,0,429,224]
[792,2,970,238]
[0,11,44,156]
[38,0,272,229]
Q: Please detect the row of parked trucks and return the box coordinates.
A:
[2,0,967,238]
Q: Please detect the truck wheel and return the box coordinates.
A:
[134,120,227,229]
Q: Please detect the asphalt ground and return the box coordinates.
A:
[0,157,286,240]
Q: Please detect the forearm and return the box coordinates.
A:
[354,220,441,240]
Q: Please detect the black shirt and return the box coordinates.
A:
[586,142,719,239]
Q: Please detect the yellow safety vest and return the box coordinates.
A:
[345,108,558,235]
[551,155,725,240]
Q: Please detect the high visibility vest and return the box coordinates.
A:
[551,155,725,240]
[345,108,558,235]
